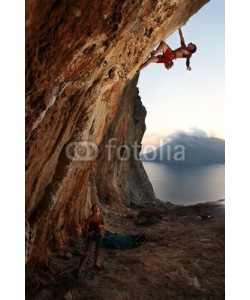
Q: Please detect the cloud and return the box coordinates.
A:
[142,128,215,150]
[167,127,209,141]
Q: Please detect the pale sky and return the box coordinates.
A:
[138,0,225,147]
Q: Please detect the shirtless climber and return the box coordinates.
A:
[138,28,197,72]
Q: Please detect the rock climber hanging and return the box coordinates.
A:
[138,28,197,72]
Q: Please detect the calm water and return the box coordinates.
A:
[143,162,225,206]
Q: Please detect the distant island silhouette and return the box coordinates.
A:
[141,134,225,165]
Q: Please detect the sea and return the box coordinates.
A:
[142,161,225,206]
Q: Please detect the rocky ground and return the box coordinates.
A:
[26,200,225,300]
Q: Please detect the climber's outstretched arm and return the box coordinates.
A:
[179,28,186,48]
[186,57,191,71]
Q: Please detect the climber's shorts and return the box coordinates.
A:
[84,234,102,251]
[156,47,175,64]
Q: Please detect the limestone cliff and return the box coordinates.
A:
[26,0,209,266]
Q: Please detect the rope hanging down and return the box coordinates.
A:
[88,171,95,206]
[101,110,110,202]
[87,102,111,208]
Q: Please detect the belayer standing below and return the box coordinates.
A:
[76,204,105,278]
[138,28,197,71]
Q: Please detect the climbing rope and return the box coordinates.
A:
[101,109,110,203]
[88,170,95,206]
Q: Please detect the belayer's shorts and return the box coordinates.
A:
[156,47,175,64]
[84,234,102,251]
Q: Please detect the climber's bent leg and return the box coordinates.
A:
[138,57,158,72]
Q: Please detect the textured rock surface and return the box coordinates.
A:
[26,0,209,267]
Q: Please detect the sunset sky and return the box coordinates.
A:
[138,0,225,148]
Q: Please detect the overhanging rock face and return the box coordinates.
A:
[25,0,209,265]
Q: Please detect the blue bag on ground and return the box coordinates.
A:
[102,232,147,249]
